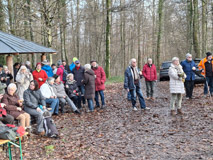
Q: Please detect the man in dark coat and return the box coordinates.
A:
[72,60,86,105]
[181,53,196,99]
[124,58,150,111]
[82,64,95,112]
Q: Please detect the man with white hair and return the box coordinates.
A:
[180,53,196,99]
[142,58,157,100]
[124,58,149,111]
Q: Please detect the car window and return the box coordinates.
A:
[161,63,171,69]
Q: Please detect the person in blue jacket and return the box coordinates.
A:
[124,58,150,111]
[41,60,54,77]
[181,53,196,99]
[69,57,78,72]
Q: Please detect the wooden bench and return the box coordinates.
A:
[0,132,28,160]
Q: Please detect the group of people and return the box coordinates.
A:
[0,57,106,136]
[124,52,212,116]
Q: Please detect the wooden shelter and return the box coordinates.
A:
[0,31,56,76]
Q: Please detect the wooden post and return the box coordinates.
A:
[6,55,13,80]
[41,53,46,62]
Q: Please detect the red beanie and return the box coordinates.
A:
[36,62,41,67]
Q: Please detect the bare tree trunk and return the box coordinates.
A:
[202,0,208,56]
[156,0,164,70]
[193,0,201,58]
[152,0,156,62]
[76,0,80,58]
[105,0,111,78]
[0,0,5,31]
[187,0,193,54]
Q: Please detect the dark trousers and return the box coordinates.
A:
[78,86,86,105]
[71,96,82,109]
[184,80,194,98]
[0,114,14,124]
[204,76,213,95]
[145,81,155,98]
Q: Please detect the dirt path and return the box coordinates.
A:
[1,81,213,160]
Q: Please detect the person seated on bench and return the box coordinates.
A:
[0,82,14,124]
[65,73,82,109]
[23,80,45,136]
[40,77,59,115]
[2,83,30,130]
[53,74,80,114]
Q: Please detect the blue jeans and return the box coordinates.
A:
[87,99,94,111]
[95,90,105,107]
[130,86,146,109]
[46,98,59,114]
[127,92,131,100]
[204,77,213,95]
[79,85,86,105]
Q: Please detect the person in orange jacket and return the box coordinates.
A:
[198,52,213,96]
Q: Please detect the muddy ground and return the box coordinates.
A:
[1,80,213,160]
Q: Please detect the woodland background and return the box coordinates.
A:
[0,0,212,77]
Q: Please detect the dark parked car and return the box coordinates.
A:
[159,59,205,84]
[159,61,171,81]
[194,58,205,84]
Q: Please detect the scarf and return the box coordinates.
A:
[66,79,76,85]
[76,66,80,70]
[131,66,139,81]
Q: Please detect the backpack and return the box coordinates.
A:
[0,124,17,141]
[43,110,59,138]
[60,67,68,82]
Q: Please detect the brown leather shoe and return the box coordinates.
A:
[171,110,176,116]
[38,131,45,137]
[177,109,183,115]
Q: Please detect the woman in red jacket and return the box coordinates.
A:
[91,60,106,109]
[142,58,157,100]
[32,63,48,88]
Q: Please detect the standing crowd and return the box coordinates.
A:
[0,58,106,136]
[0,51,211,136]
[124,52,212,116]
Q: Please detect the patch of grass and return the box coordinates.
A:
[45,145,54,155]
[105,76,124,85]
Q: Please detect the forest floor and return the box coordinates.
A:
[1,80,213,160]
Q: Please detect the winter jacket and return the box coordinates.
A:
[16,72,33,100]
[124,66,142,90]
[69,63,76,72]
[72,66,85,86]
[181,60,196,81]
[53,82,67,98]
[42,65,54,77]
[0,72,13,86]
[0,82,6,94]
[23,89,46,109]
[32,70,48,88]
[2,93,25,119]
[40,82,57,99]
[168,64,186,94]
[83,69,95,99]
[65,80,80,98]
[63,65,71,73]
[142,63,157,81]
[56,65,64,83]
[92,65,106,91]
[198,57,213,77]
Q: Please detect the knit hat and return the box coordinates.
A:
[90,60,97,64]
[53,74,59,80]
[186,53,192,58]
[206,52,212,57]
[36,62,41,67]
[73,57,78,63]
